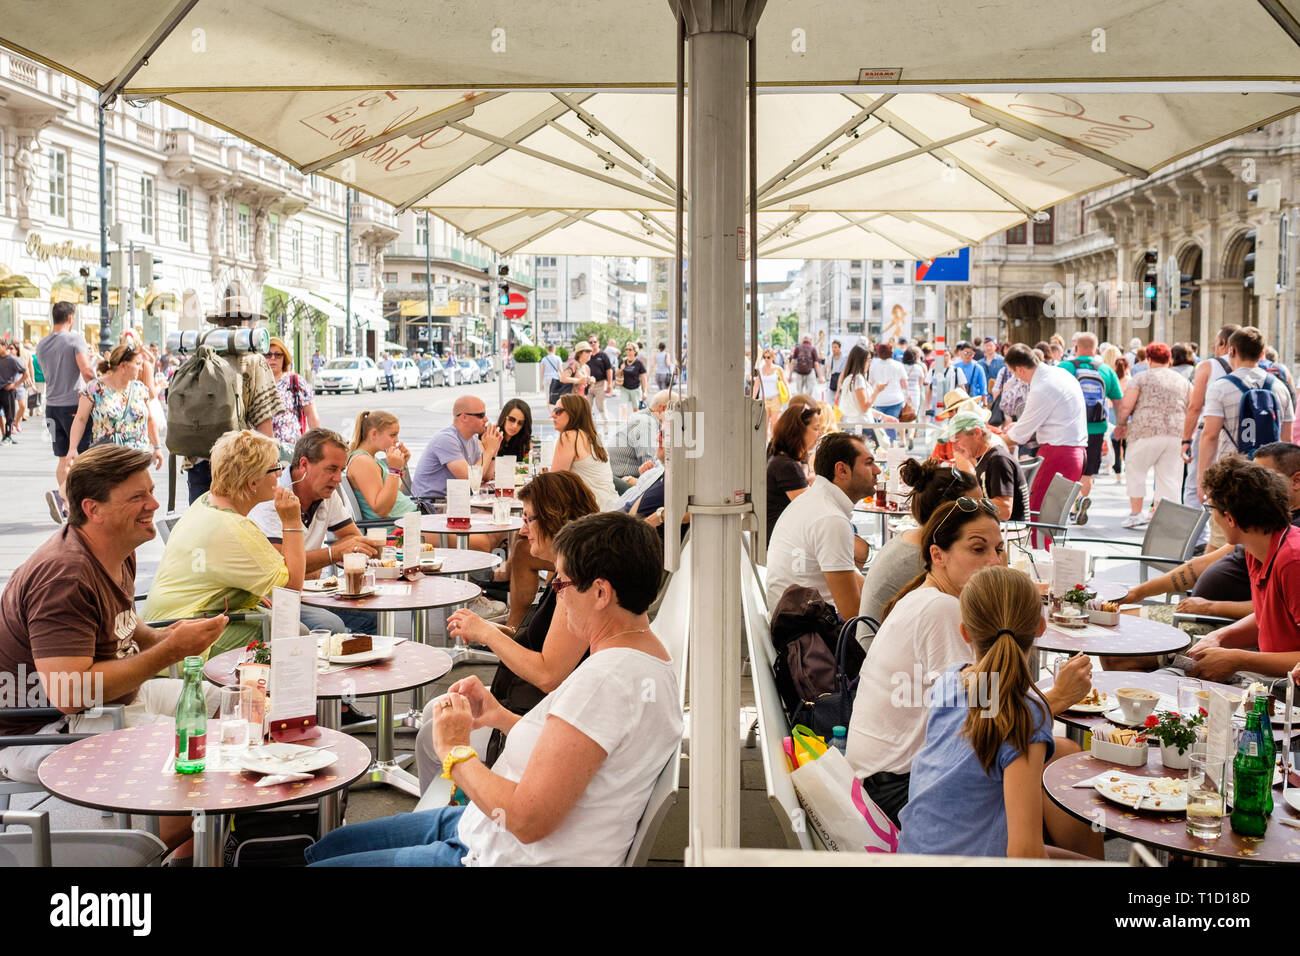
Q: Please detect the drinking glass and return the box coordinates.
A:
[1186,749,1225,839]
[492,497,512,526]
[219,686,252,757]
[467,464,483,497]
[1178,678,1204,715]
[365,527,387,544]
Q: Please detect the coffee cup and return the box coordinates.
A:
[1116,687,1160,724]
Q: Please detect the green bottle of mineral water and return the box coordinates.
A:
[1230,704,1270,838]
[174,656,207,774]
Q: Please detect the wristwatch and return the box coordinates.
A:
[442,745,478,779]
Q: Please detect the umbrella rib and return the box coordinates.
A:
[869,107,1037,216]
[1258,0,1300,48]
[457,208,547,240]
[760,125,997,208]
[550,92,680,194]
[755,123,889,204]
[545,121,675,198]
[392,95,594,212]
[759,215,883,256]
[502,211,593,256]
[100,0,200,107]
[444,120,672,207]
[583,217,675,255]
[940,93,1151,180]
[890,211,981,247]
[618,210,676,243]
[836,212,933,261]
[756,95,893,199]
[300,93,504,176]
[757,210,809,245]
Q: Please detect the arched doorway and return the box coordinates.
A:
[1001,294,1048,345]
[1222,230,1258,329]
[1172,243,1203,346]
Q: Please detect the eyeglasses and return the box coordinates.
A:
[268,351,285,359]
[936,463,969,498]
[461,411,487,419]
[552,576,578,596]
[931,496,999,537]
[266,463,286,475]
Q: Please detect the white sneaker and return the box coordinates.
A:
[467,595,509,622]
[1121,512,1150,529]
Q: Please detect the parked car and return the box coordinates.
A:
[313,357,380,394]
[417,356,446,387]
[456,358,482,385]
[384,357,421,390]
[476,357,496,382]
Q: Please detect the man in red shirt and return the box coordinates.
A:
[1186,455,1300,681]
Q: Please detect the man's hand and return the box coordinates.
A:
[334,535,379,559]
[1176,596,1218,616]
[1189,647,1241,683]
[162,615,228,660]
[273,485,302,527]
[1181,442,1194,464]
[480,424,503,458]
[638,459,656,475]
[1187,631,1224,659]
[1052,653,1093,708]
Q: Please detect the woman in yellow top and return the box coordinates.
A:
[143,430,304,658]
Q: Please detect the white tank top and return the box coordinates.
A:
[1198,355,1229,424]
[567,440,622,512]
[756,365,779,400]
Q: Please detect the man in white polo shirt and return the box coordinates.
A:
[765,431,879,620]
[249,428,378,635]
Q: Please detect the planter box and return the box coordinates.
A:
[514,361,543,395]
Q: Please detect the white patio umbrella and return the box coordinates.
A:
[7,0,1300,860]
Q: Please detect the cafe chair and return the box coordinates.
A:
[0,809,166,867]
[1018,474,1081,549]
[1074,499,1210,590]
[1017,456,1044,489]
[1128,843,1163,867]
[337,474,401,531]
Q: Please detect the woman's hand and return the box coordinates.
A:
[152,447,165,470]
[448,608,498,649]
[273,485,302,526]
[385,444,408,472]
[430,692,474,757]
[446,674,507,729]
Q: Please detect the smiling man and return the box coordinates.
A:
[0,444,227,788]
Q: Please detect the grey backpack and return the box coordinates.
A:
[166,344,243,458]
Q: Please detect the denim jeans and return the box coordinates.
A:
[187,459,212,504]
[300,603,377,635]
[874,402,903,441]
[305,805,469,866]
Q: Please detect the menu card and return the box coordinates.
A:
[401,513,421,569]
[885,449,914,494]
[540,438,556,470]
[271,585,300,640]
[268,632,319,741]
[1051,547,1087,596]
[497,456,517,491]
[446,478,471,519]
[1205,689,1235,789]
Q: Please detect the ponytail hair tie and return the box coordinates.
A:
[994,629,1017,640]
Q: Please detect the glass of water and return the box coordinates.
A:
[1178,678,1205,715]
[468,464,483,497]
[1186,749,1225,839]
[219,686,253,757]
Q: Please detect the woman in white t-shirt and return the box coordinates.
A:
[306,512,683,867]
[868,343,910,439]
[836,344,875,429]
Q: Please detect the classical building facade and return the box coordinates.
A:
[948,114,1300,363]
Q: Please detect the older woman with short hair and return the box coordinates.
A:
[1113,341,1191,528]
[143,430,304,658]
[306,511,683,867]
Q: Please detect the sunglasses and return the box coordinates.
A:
[931,496,999,537]
[462,411,487,419]
[268,351,285,359]
[552,406,567,416]
[552,576,578,596]
[505,415,526,426]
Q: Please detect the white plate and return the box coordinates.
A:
[303,579,338,593]
[1284,789,1300,814]
[321,634,398,664]
[333,586,377,600]
[1103,707,1152,728]
[1093,771,1188,812]
[1068,691,1113,714]
[238,743,337,776]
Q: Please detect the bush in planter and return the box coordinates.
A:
[1140,708,1206,755]
[512,345,543,364]
[556,346,569,361]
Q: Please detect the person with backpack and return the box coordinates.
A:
[266,336,319,444]
[1199,328,1295,546]
[789,335,822,398]
[1058,331,1123,512]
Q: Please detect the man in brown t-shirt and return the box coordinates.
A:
[0,445,227,787]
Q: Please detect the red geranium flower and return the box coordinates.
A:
[1199,707,1208,716]
[1144,714,1159,728]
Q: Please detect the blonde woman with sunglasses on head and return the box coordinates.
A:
[66,342,164,470]
[753,348,789,436]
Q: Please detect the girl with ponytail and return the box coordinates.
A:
[898,566,1101,859]
[346,409,417,521]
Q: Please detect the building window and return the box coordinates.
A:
[383,272,398,283]
[1032,208,1055,245]
[415,218,428,247]
[333,234,341,275]
[237,203,250,257]
[104,164,116,222]
[47,147,67,218]
[268,213,279,261]
[314,226,324,274]
[1005,222,1027,244]
[140,175,155,236]
[177,187,189,244]
[291,223,301,267]
[411,273,427,284]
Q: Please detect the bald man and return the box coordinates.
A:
[412,396,504,500]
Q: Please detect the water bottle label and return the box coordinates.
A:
[176,732,207,760]
[1247,742,1258,757]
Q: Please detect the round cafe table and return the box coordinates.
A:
[397,546,502,577]
[205,641,454,805]
[852,499,907,546]
[470,494,523,511]
[1044,748,1300,865]
[37,721,369,867]
[1033,609,1190,676]
[301,575,479,787]
[421,513,524,544]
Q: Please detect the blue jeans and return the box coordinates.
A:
[874,402,903,441]
[300,603,377,635]
[187,459,212,504]
[306,805,468,866]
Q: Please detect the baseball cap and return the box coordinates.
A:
[940,407,991,441]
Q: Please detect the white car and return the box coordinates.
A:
[313,357,381,394]
[383,357,421,390]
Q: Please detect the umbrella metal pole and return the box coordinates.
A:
[97,104,111,353]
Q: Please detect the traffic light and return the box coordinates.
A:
[497,282,510,306]
[1246,182,1281,298]
[85,284,99,305]
[133,247,163,282]
[1142,250,1158,313]
[1176,274,1194,311]
[480,283,491,304]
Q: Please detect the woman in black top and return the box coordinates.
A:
[441,472,599,765]
[496,398,533,461]
[765,398,823,543]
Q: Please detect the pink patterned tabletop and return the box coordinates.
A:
[1041,671,1249,735]
[300,574,479,612]
[422,514,523,535]
[1034,610,1190,657]
[412,547,501,575]
[205,642,453,698]
[37,722,370,816]
[470,495,523,511]
[1044,749,1300,865]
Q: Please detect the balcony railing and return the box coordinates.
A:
[6,55,37,87]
